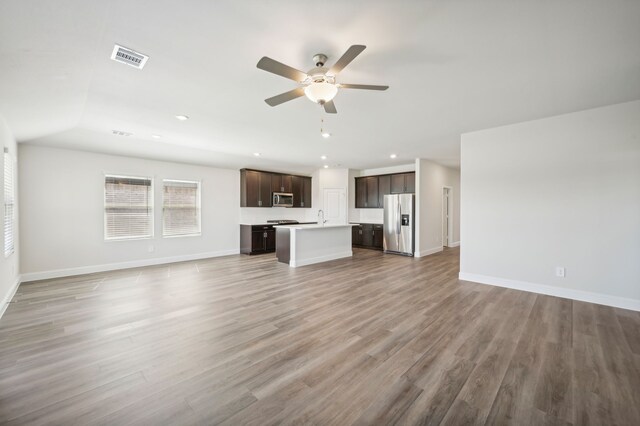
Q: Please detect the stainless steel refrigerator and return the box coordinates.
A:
[383,194,415,256]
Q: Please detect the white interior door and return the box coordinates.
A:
[323,188,346,224]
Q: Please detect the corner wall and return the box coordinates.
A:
[460,100,640,310]
[0,116,20,317]
[415,159,461,256]
[19,145,240,281]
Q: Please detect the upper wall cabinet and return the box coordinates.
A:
[355,171,415,209]
[391,172,415,194]
[240,169,272,207]
[271,174,292,193]
[290,175,312,208]
[240,169,311,208]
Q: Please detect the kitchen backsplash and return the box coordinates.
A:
[240,207,318,224]
[359,208,384,223]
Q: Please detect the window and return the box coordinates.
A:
[4,148,15,257]
[104,175,153,240]
[162,180,201,237]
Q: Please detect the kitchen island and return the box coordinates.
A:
[275,223,356,267]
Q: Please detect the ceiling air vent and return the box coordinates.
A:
[110,44,149,69]
[112,130,133,137]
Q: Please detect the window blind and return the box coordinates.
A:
[4,148,15,257]
[104,175,153,240]
[163,180,201,237]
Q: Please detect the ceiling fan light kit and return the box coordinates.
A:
[304,82,338,104]
[257,45,388,114]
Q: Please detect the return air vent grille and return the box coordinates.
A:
[110,44,149,69]
[112,130,133,137]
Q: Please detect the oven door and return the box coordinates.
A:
[273,192,294,207]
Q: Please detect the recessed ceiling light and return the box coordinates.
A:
[390,154,397,159]
[321,132,331,139]
[151,134,162,139]
[323,165,329,169]
[320,155,327,160]
[253,152,261,157]
[175,115,189,121]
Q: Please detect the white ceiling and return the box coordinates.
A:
[1,0,639,174]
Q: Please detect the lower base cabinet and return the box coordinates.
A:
[351,223,383,250]
[241,225,276,254]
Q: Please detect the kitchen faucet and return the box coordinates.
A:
[318,209,326,225]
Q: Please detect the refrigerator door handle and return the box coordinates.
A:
[397,202,402,234]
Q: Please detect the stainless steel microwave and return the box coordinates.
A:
[273,192,294,207]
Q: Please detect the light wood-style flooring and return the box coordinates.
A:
[1,248,639,425]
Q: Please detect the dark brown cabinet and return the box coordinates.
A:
[351,223,383,250]
[378,175,390,208]
[240,170,272,207]
[391,172,415,194]
[365,177,379,208]
[291,175,312,208]
[241,224,276,254]
[240,169,311,208]
[302,176,311,208]
[355,176,382,208]
[373,225,384,248]
[356,178,367,208]
[352,225,362,246]
[355,172,415,208]
[361,224,373,247]
[272,174,292,193]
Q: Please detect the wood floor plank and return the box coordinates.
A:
[0,248,638,425]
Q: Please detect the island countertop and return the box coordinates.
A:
[275,224,354,267]
[273,223,357,230]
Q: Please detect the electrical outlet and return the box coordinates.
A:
[555,267,565,278]
[148,244,154,253]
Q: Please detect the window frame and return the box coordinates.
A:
[103,173,154,242]
[162,178,202,238]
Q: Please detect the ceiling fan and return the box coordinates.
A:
[257,45,388,114]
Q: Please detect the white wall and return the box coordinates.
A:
[19,145,240,281]
[0,115,20,315]
[460,100,640,310]
[415,159,461,256]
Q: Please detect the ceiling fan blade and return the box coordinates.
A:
[328,45,366,75]
[257,57,308,82]
[264,87,305,106]
[323,100,337,114]
[339,83,389,91]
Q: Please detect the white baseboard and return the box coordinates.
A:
[458,272,640,312]
[414,246,443,258]
[1,275,21,320]
[290,251,353,268]
[21,249,240,283]
[448,241,460,248]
